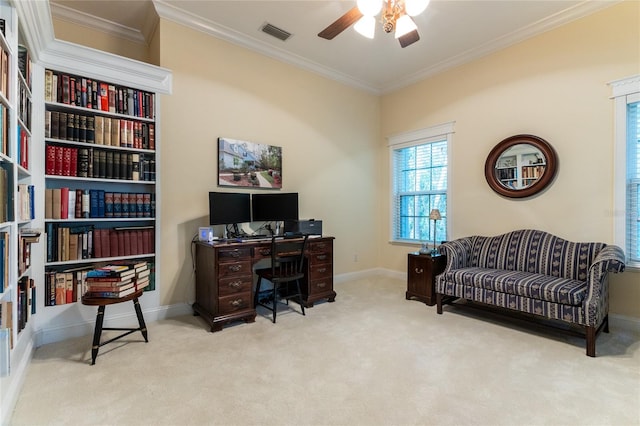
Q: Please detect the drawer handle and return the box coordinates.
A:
[415,268,424,274]
[228,265,242,272]
[230,299,243,307]
[316,255,327,261]
[316,282,327,288]
[228,281,242,289]
[316,243,326,249]
[259,248,271,256]
[228,250,241,258]
[317,268,327,273]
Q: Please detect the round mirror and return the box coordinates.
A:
[484,134,557,198]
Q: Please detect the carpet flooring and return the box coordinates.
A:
[9,276,640,425]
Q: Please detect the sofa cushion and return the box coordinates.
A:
[470,229,605,281]
[438,267,587,305]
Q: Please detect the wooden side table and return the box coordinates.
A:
[82,289,148,365]
[406,253,447,306]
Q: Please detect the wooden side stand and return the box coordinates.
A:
[82,290,148,365]
[406,253,447,306]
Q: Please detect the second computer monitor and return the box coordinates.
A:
[251,192,299,222]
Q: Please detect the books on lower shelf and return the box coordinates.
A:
[45,223,154,263]
[45,261,155,305]
[45,188,155,219]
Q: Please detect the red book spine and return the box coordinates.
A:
[124,230,132,256]
[46,145,56,175]
[101,229,110,258]
[99,83,109,111]
[109,229,118,257]
[60,187,69,219]
[70,147,78,177]
[131,230,139,255]
[62,147,72,176]
[93,228,102,259]
[55,145,64,175]
[117,231,125,256]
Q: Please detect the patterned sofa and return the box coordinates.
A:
[434,229,626,357]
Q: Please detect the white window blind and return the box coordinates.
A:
[389,122,453,244]
[627,100,640,263]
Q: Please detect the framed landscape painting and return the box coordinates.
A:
[217,137,282,189]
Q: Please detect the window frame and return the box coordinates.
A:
[388,121,454,245]
[611,74,640,269]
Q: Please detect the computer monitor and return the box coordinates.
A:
[208,192,251,226]
[251,192,299,222]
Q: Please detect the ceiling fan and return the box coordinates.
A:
[318,0,430,48]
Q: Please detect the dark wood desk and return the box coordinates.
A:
[193,236,336,332]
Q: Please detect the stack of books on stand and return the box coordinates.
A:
[84,264,136,298]
[84,261,150,298]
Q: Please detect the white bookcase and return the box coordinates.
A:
[1,0,172,423]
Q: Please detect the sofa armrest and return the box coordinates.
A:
[589,245,626,280]
[438,237,474,271]
[583,244,626,326]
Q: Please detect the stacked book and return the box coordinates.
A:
[84,265,136,298]
[84,261,150,298]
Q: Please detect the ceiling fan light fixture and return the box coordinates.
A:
[404,0,430,17]
[394,14,417,38]
[354,15,376,39]
[356,0,383,16]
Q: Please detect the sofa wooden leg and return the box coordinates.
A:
[603,315,610,333]
[436,293,443,314]
[586,325,596,357]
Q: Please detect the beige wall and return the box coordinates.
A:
[156,20,380,306]
[52,17,154,64]
[380,1,640,317]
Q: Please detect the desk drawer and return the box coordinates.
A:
[218,247,251,260]
[308,278,333,296]
[309,263,332,280]
[309,240,332,253]
[218,276,253,296]
[218,292,252,315]
[218,260,252,278]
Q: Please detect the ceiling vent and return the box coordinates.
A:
[261,23,292,42]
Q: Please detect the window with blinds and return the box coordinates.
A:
[627,100,639,263]
[391,139,448,243]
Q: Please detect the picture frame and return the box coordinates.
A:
[217,137,282,189]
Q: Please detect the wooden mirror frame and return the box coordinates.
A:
[484,134,557,199]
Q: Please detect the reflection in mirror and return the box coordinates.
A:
[484,134,557,199]
[495,144,546,190]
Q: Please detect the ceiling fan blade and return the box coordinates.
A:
[399,30,420,48]
[318,6,363,40]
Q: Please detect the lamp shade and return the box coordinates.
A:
[354,15,376,39]
[429,209,441,220]
[405,0,430,17]
[394,14,418,38]
[357,0,383,16]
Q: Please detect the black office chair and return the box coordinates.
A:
[254,235,308,323]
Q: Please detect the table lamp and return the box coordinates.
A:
[429,208,441,255]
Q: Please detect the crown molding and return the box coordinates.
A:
[49,2,149,45]
[39,39,172,94]
[152,0,380,95]
[380,0,621,93]
[13,0,171,95]
[11,0,55,63]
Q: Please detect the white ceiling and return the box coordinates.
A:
[48,0,618,94]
